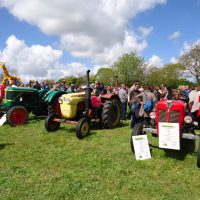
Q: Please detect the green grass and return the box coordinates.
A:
[1,117,200,200]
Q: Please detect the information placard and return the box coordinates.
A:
[0,114,6,126]
[159,122,180,150]
[132,135,151,160]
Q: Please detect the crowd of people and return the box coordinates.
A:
[118,81,200,128]
[0,77,200,128]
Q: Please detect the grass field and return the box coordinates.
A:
[1,116,200,200]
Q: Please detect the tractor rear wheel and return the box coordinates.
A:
[131,123,146,153]
[76,117,90,139]
[7,106,28,126]
[45,113,60,132]
[102,99,121,128]
[197,138,200,168]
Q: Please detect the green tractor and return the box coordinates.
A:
[0,87,66,126]
[45,70,121,139]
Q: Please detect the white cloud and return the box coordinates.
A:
[0,0,166,65]
[170,57,178,64]
[169,31,181,40]
[148,54,163,67]
[138,26,154,38]
[0,35,88,82]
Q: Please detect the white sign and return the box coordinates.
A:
[0,114,6,126]
[159,122,180,150]
[132,135,151,160]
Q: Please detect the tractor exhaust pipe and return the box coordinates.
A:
[84,70,91,116]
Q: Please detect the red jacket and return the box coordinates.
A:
[91,96,103,107]
[0,84,6,101]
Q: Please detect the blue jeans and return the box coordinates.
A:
[121,102,127,120]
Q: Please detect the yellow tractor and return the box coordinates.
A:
[0,62,22,86]
[45,70,121,139]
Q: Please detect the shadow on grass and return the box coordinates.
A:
[0,143,14,150]
[28,116,46,123]
[150,139,196,161]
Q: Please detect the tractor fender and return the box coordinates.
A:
[44,90,66,104]
[100,93,120,103]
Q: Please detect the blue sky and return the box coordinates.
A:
[0,0,200,81]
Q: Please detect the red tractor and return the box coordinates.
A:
[131,99,200,167]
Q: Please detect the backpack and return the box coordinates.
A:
[143,92,153,112]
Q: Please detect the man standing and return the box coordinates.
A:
[33,81,41,90]
[118,83,128,120]
[128,80,141,128]
[189,86,200,121]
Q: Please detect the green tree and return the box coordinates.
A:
[58,76,78,85]
[147,63,187,88]
[111,52,147,86]
[179,43,200,84]
[95,68,115,85]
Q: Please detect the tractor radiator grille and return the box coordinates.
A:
[159,110,180,123]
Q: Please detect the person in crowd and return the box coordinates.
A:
[0,80,7,101]
[118,83,128,120]
[52,81,60,91]
[128,80,141,128]
[33,81,41,90]
[153,86,161,102]
[41,81,50,91]
[178,85,189,102]
[164,86,173,100]
[94,81,105,95]
[59,80,67,91]
[28,80,33,88]
[189,86,200,122]
[10,79,18,87]
[138,86,144,93]
[67,84,76,93]
[106,85,113,94]
[136,86,156,126]
[90,83,95,90]
[91,90,104,120]
[158,84,166,100]
[185,85,190,97]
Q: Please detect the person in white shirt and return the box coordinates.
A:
[189,86,200,120]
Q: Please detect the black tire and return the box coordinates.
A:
[102,99,121,128]
[76,118,90,139]
[6,106,28,126]
[45,113,60,132]
[197,138,200,168]
[131,123,146,153]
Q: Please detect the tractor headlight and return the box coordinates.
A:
[64,97,71,104]
[150,112,156,119]
[58,97,63,104]
[184,115,193,124]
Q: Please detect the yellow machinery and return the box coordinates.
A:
[59,92,86,118]
[0,62,22,85]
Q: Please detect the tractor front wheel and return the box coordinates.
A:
[7,106,28,126]
[131,123,146,153]
[76,118,90,139]
[45,113,60,132]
